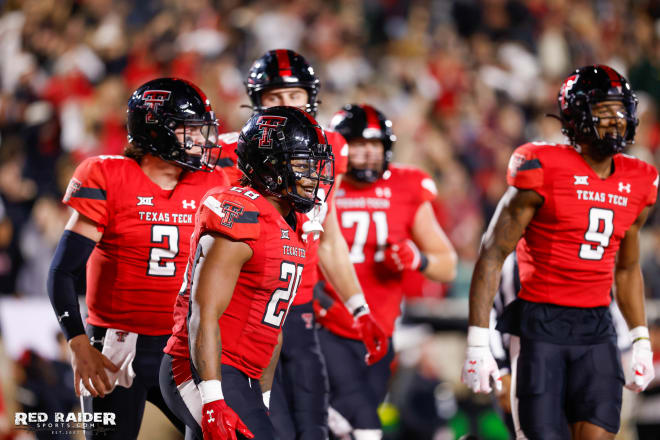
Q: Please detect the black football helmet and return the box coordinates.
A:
[557,64,638,156]
[329,104,396,183]
[236,106,334,213]
[127,77,221,171]
[245,49,320,116]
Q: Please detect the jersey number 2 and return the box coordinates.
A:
[147,225,179,276]
[579,208,614,260]
[263,261,304,328]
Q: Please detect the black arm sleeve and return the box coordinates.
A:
[47,230,96,340]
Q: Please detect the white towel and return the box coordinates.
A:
[80,329,137,397]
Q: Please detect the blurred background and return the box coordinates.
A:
[0,0,659,439]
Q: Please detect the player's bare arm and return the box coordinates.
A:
[317,203,363,301]
[56,210,118,398]
[469,187,542,327]
[614,205,651,329]
[410,201,457,282]
[189,233,252,380]
[259,332,283,411]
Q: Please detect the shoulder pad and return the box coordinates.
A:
[63,156,112,226]
[506,144,544,190]
[198,188,261,241]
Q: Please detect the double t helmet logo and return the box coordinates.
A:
[257,116,287,148]
[142,90,172,123]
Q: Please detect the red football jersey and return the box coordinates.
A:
[292,130,348,305]
[317,164,437,338]
[164,186,307,378]
[216,128,348,306]
[507,143,658,308]
[63,155,229,335]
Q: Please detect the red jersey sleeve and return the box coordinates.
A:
[507,144,545,191]
[416,170,438,204]
[217,132,244,186]
[199,189,261,242]
[62,156,109,227]
[325,130,349,176]
[646,167,659,206]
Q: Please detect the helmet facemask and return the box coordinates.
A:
[282,146,335,213]
[170,118,221,171]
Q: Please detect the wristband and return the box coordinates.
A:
[418,253,429,272]
[198,380,223,404]
[467,326,490,347]
[345,293,369,317]
[630,326,650,344]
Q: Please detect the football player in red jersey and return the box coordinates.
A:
[315,104,457,439]
[158,106,335,440]
[211,49,388,440]
[462,65,659,440]
[47,78,228,439]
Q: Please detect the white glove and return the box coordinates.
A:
[461,326,501,393]
[626,326,655,393]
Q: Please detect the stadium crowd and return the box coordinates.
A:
[0,0,659,439]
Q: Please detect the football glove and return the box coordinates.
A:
[461,326,501,393]
[383,239,428,272]
[346,294,389,366]
[626,326,655,393]
[199,380,254,440]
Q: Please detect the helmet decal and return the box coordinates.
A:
[275,49,293,77]
[257,115,288,148]
[142,90,172,123]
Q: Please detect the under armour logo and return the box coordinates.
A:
[142,90,171,123]
[206,409,215,423]
[301,313,314,329]
[618,182,631,193]
[220,201,244,228]
[115,331,129,342]
[137,196,154,206]
[182,200,196,210]
[57,311,69,322]
[281,229,289,240]
[90,337,104,345]
[257,116,287,148]
[574,175,589,185]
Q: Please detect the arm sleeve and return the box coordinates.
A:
[47,230,96,340]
